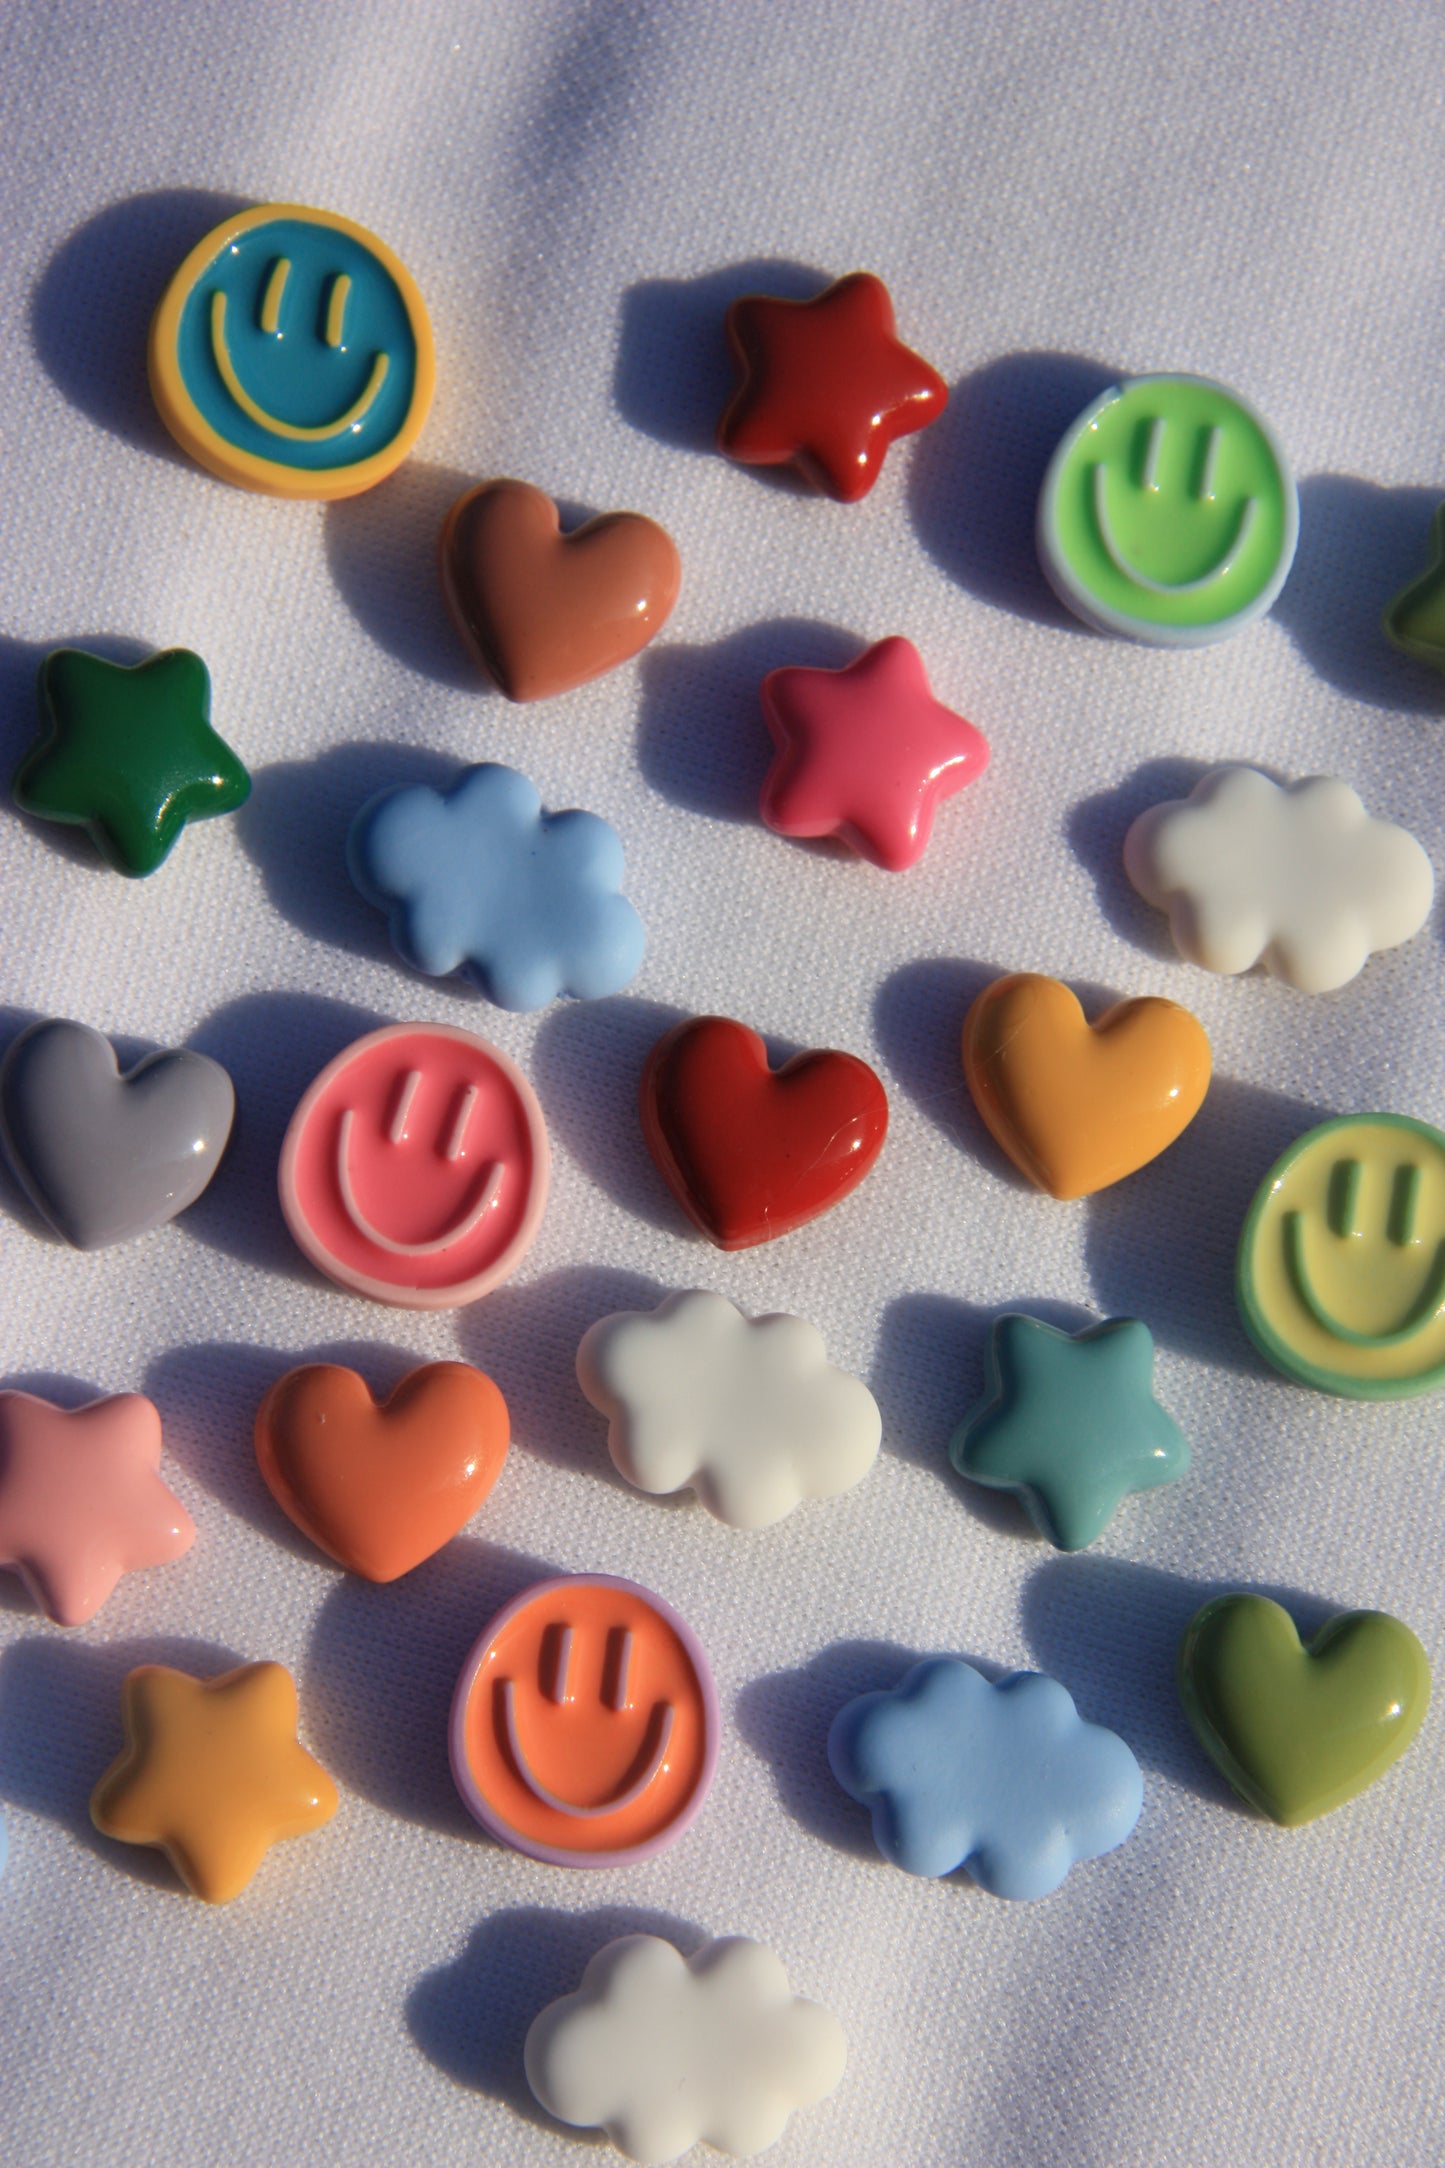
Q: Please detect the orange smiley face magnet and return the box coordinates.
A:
[449,1574,718,1866]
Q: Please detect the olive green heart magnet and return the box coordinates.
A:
[1178,1593,1429,1825]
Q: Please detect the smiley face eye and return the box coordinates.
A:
[259,256,290,335]
[444,1084,479,1160]
[604,1627,635,1711]
[1195,424,1223,500]
[1136,418,1225,499]
[1327,1155,1361,1236]
[536,1622,635,1709]
[1326,1154,1424,1245]
[1390,1162,1423,1245]
[384,1067,480,1160]
[388,1067,422,1142]
[324,273,351,350]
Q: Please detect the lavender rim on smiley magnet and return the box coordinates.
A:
[0,1019,234,1248]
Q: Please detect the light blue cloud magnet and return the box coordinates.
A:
[827,1657,1142,1899]
[347,763,645,1011]
[949,1314,1189,1550]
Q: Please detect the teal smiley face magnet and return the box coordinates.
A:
[1037,374,1298,646]
[149,202,435,500]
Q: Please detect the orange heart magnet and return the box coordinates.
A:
[962,972,1211,1200]
[254,1360,509,1581]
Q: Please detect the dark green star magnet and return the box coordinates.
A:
[949,1313,1190,1550]
[12,647,250,876]
[1384,503,1445,675]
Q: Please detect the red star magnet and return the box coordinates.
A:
[717,272,947,501]
[760,636,989,871]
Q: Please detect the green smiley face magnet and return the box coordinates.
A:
[1037,374,1298,646]
[149,202,435,500]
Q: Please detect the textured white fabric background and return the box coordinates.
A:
[0,3,1442,2163]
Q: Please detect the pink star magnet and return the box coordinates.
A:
[759,636,990,871]
[0,1391,195,1626]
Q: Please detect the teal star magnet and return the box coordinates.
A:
[12,647,250,877]
[949,1314,1189,1550]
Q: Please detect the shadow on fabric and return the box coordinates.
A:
[232,739,463,965]
[736,1636,1002,1868]
[1065,755,1215,957]
[30,188,246,463]
[407,1902,705,2129]
[531,993,689,1234]
[1083,1073,1327,1376]
[0,1630,243,1889]
[908,350,1117,626]
[636,617,859,825]
[454,1261,670,1480]
[301,1535,557,1839]
[613,258,826,455]
[322,459,489,692]
[1273,474,1445,714]
[1021,1551,1341,1809]
[181,990,386,1283]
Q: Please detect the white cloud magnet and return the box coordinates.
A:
[524,1934,847,2165]
[1123,765,1434,993]
[577,1290,881,1530]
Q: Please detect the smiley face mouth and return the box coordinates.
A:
[1092,464,1259,594]
[500,1680,677,1818]
[209,289,390,441]
[335,1107,501,1257]
[1284,1210,1445,1347]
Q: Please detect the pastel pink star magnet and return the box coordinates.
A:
[759,636,990,871]
[0,1391,195,1626]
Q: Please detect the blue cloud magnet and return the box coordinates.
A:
[827,1657,1142,1899]
[347,763,645,1011]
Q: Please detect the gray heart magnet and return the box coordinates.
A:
[0,1018,235,1248]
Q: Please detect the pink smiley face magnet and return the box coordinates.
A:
[278,1023,548,1307]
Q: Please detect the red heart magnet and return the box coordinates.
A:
[639,1015,888,1250]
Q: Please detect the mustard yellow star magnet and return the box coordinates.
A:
[90,1660,338,1902]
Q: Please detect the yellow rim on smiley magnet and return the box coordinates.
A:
[1237,1112,1445,1398]
[149,202,435,500]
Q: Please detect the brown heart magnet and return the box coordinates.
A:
[439,478,681,701]
[254,1360,509,1581]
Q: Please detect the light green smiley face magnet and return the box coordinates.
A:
[1037,374,1298,646]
